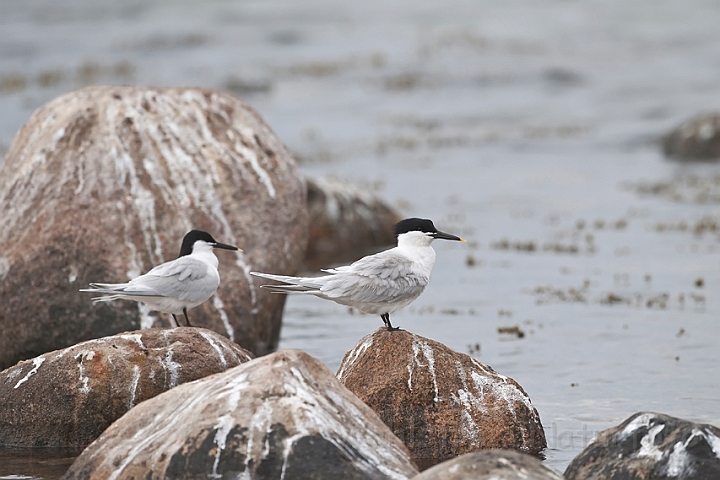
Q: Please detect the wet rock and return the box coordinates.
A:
[662,112,720,160]
[337,329,546,470]
[0,327,252,447]
[304,175,400,271]
[564,412,720,480]
[0,86,308,369]
[413,450,564,480]
[62,350,419,480]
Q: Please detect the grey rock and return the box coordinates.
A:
[662,112,720,160]
[62,349,419,480]
[0,86,308,369]
[0,327,252,447]
[564,412,720,480]
[413,450,564,480]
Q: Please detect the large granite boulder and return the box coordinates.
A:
[413,450,564,480]
[304,176,400,270]
[0,327,252,447]
[564,412,720,480]
[662,112,720,160]
[62,350,419,480]
[0,86,308,369]
[337,329,546,470]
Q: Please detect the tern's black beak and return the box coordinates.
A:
[432,231,466,242]
[213,242,242,252]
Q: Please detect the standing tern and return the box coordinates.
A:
[251,218,465,330]
[81,230,241,327]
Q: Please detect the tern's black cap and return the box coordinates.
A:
[393,218,438,236]
[393,218,465,242]
[179,230,218,257]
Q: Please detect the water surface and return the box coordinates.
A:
[1,0,719,477]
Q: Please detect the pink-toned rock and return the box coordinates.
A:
[0,86,308,369]
[62,350,419,480]
[337,329,547,470]
[304,176,400,271]
[0,327,252,447]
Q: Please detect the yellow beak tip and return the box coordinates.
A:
[460,238,467,243]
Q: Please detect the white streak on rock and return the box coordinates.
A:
[707,428,720,459]
[212,295,234,341]
[637,424,665,461]
[5,368,22,383]
[460,410,478,445]
[666,435,692,476]
[244,399,274,474]
[337,335,374,381]
[162,350,181,388]
[74,351,95,394]
[411,336,439,403]
[68,265,78,283]
[74,152,85,195]
[210,414,236,479]
[13,357,45,389]
[470,357,539,423]
[128,365,141,408]
[119,333,145,349]
[0,256,9,281]
[235,127,276,198]
[237,257,258,315]
[200,330,227,368]
[620,413,657,440]
[666,427,720,476]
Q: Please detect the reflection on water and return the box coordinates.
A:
[2,0,720,477]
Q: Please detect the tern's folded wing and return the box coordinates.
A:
[320,253,428,303]
[133,258,217,302]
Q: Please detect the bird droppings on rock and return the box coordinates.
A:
[0,85,308,369]
[62,350,419,480]
[0,327,252,447]
[336,329,546,470]
[564,412,720,480]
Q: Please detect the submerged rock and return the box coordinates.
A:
[564,412,720,480]
[662,112,720,160]
[62,349,419,480]
[0,86,308,369]
[304,176,400,271]
[337,329,546,470]
[0,327,252,447]
[413,449,564,480]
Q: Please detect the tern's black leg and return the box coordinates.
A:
[171,314,180,328]
[381,313,400,331]
[183,307,193,327]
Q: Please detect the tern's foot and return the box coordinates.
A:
[385,325,403,332]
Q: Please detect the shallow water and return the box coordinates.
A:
[2,0,720,477]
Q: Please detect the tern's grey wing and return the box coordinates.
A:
[131,257,217,302]
[320,251,428,304]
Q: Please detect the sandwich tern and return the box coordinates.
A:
[251,218,465,330]
[81,230,241,326]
